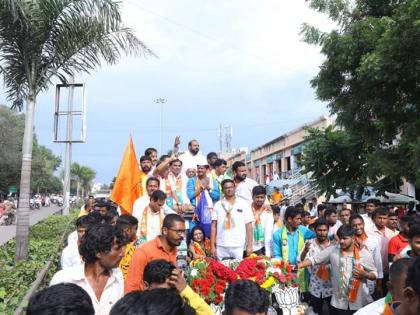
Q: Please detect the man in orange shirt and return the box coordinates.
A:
[125,214,186,293]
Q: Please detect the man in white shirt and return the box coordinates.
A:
[283,184,292,198]
[134,190,168,242]
[279,198,290,222]
[354,258,412,315]
[61,214,101,269]
[51,224,127,315]
[133,177,174,222]
[325,207,342,240]
[361,198,380,233]
[232,161,258,203]
[250,185,274,257]
[210,179,254,260]
[368,207,395,293]
[178,139,206,173]
[350,214,384,296]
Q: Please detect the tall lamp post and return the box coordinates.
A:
[155,98,166,153]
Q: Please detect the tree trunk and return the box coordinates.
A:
[76,181,80,198]
[15,95,36,261]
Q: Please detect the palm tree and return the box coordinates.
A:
[70,162,83,198]
[79,166,96,198]
[0,0,153,261]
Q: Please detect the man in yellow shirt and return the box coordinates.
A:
[270,187,283,205]
[116,215,139,280]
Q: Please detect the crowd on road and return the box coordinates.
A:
[25,138,420,315]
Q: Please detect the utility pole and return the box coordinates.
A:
[225,125,232,152]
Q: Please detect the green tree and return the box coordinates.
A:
[31,139,62,194]
[79,166,96,197]
[301,0,420,194]
[0,106,62,194]
[70,162,83,198]
[70,162,96,197]
[0,106,25,193]
[0,0,153,261]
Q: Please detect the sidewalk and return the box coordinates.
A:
[0,205,62,246]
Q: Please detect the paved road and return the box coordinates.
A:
[0,205,62,246]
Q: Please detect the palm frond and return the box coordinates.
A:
[0,0,154,103]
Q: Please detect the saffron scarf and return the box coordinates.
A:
[281,227,307,292]
[221,199,235,230]
[166,172,183,207]
[252,204,267,242]
[192,239,211,257]
[338,244,361,303]
[382,293,393,315]
[314,239,331,281]
[139,206,164,242]
[354,232,368,249]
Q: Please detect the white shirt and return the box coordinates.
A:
[251,207,274,257]
[361,214,375,233]
[50,264,124,315]
[235,177,258,203]
[283,188,292,197]
[132,196,174,221]
[280,205,288,222]
[367,225,394,272]
[354,297,386,315]
[212,198,254,248]
[133,205,165,240]
[328,221,342,239]
[61,241,83,270]
[67,230,78,245]
[364,235,384,294]
[179,150,206,172]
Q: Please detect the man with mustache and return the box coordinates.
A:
[179,139,206,173]
[232,161,258,203]
[125,214,186,293]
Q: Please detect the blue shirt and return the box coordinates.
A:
[186,177,220,207]
[273,225,315,264]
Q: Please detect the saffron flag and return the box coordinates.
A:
[111,136,142,214]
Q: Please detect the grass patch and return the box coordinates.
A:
[0,211,77,314]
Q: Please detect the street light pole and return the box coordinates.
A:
[155,98,166,153]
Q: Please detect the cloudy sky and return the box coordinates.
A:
[1,0,335,183]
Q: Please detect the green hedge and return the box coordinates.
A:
[0,212,77,314]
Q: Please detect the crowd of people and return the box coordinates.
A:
[25,138,420,315]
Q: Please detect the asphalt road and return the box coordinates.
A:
[0,204,62,246]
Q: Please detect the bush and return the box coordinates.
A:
[0,212,77,314]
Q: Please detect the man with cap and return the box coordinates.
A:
[187,160,220,235]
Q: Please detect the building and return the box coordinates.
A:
[226,116,332,185]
